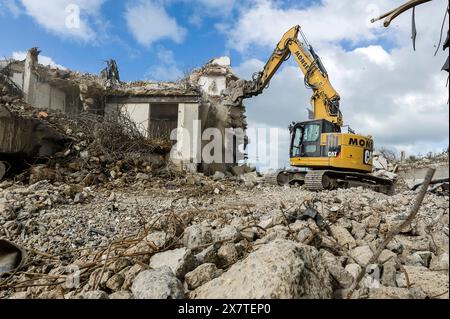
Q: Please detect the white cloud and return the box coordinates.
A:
[12,51,66,69]
[17,0,106,41]
[230,0,449,166]
[353,45,395,70]
[125,0,186,47]
[226,0,413,53]
[146,47,183,81]
[0,0,21,17]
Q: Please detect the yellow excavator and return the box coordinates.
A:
[235,25,394,193]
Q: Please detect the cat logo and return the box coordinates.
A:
[328,151,338,158]
[364,149,373,165]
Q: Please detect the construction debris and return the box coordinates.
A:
[0,153,447,299]
[0,50,448,300]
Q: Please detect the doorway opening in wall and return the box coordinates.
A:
[149,103,178,141]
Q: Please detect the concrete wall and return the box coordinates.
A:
[198,75,227,97]
[13,68,67,113]
[30,81,66,112]
[120,103,150,137]
[11,72,23,89]
[174,103,200,172]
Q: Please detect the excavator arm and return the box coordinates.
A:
[241,25,343,126]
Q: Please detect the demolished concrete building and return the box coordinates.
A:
[0,48,248,175]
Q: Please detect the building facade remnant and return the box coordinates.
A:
[0,49,249,174]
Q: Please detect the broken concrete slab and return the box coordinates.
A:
[395,235,430,253]
[190,239,332,299]
[183,225,214,250]
[321,250,354,289]
[349,245,373,266]
[131,266,185,299]
[398,164,449,190]
[184,263,223,290]
[330,224,357,249]
[429,252,449,271]
[149,248,198,279]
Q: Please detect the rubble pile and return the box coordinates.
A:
[1,76,174,186]
[1,53,448,300]
[396,153,449,195]
[1,169,448,299]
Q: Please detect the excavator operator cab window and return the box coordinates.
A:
[303,124,320,142]
[291,122,321,157]
[302,123,320,154]
[291,127,303,157]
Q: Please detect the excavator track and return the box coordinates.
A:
[304,170,328,191]
[264,170,291,186]
[265,169,394,194]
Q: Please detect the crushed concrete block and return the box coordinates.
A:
[195,244,219,265]
[350,246,373,266]
[217,242,239,268]
[212,225,241,243]
[105,273,125,291]
[381,260,397,287]
[183,225,213,249]
[379,249,397,263]
[122,264,148,290]
[184,263,223,290]
[190,239,332,299]
[429,253,449,271]
[395,235,430,253]
[149,248,198,279]
[373,156,389,170]
[330,224,357,249]
[231,165,252,176]
[415,251,432,267]
[321,250,354,289]
[405,253,426,267]
[145,231,171,249]
[211,56,231,66]
[131,266,184,299]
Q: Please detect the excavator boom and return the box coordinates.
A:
[242,25,343,126]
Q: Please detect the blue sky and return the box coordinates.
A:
[0,0,448,168]
[0,0,398,80]
[0,0,243,80]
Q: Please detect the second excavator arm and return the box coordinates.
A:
[238,25,343,127]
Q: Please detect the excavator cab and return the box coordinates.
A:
[290,119,340,159]
[289,119,374,173]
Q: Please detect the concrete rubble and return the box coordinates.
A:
[0,152,448,299]
[0,50,448,300]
